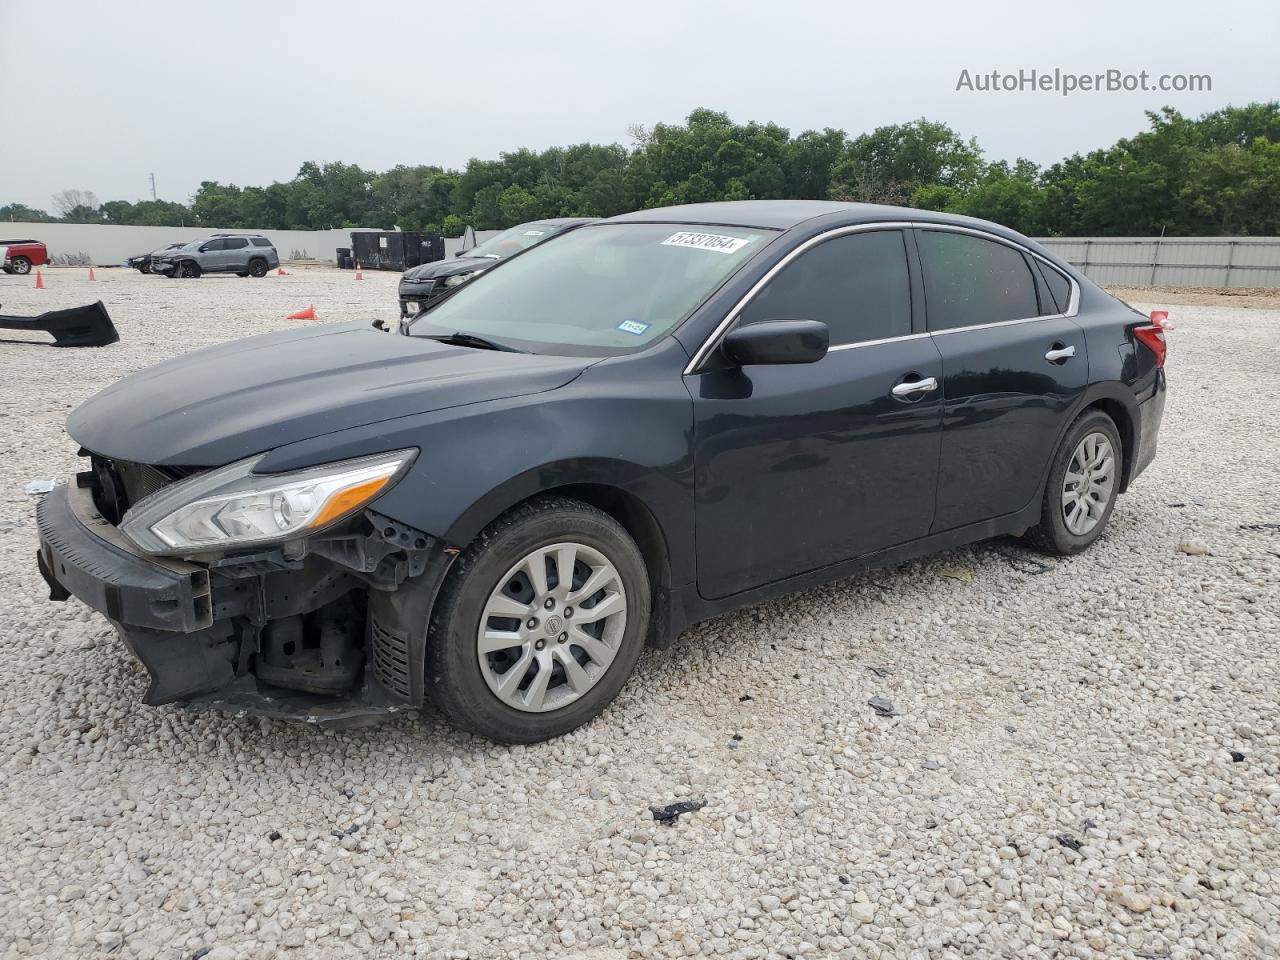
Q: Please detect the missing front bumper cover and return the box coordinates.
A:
[35,482,455,724]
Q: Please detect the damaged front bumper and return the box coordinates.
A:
[35,481,453,727]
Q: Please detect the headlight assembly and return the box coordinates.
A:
[443,271,475,288]
[119,449,416,555]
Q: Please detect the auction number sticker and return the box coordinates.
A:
[661,231,750,254]
[617,319,650,336]
[522,230,545,237]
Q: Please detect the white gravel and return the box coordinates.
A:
[1,266,1278,960]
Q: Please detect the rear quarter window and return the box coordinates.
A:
[1034,259,1073,314]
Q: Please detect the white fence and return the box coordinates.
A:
[1034,236,1280,289]
[0,222,498,266]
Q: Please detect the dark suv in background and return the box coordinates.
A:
[151,234,280,278]
[398,218,593,320]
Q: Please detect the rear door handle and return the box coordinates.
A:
[1045,344,1076,363]
[891,376,938,398]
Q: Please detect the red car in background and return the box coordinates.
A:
[1,239,51,275]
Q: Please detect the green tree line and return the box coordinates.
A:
[5,102,1277,237]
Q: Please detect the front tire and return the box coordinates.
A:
[139,263,151,274]
[178,260,201,278]
[428,497,650,743]
[1026,409,1122,556]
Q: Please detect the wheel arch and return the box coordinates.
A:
[1075,383,1139,493]
[441,463,679,648]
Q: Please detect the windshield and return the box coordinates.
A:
[409,222,771,355]
[463,222,565,260]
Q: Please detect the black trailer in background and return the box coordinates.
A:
[347,232,445,271]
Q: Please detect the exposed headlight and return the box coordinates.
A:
[443,271,476,287]
[120,449,416,555]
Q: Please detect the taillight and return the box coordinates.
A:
[1134,310,1169,368]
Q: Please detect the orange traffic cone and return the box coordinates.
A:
[276,266,288,276]
[34,270,45,289]
[286,305,316,320]
[354,261,364,281]
[88,267,96,281]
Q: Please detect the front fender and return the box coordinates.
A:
[257,342,697,585]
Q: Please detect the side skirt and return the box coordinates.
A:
[661,500,1043,644]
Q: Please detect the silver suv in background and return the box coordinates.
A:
[151,234,280,278]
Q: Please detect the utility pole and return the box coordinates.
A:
[149,173,157,201]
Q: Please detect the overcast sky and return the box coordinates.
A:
[1,0,1275,212]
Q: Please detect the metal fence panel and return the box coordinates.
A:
[1035,236,1280,289]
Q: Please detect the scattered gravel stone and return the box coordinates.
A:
[1115,889,1154,913]
[1177,538,1211,555]
[0,277,1276,959]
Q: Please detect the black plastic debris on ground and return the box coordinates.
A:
[1240,522,1280,532]
[866,666,892,679]
[330,824,361,840]
[1231,751,1246,762]
[1056,833,1083,853]
[651,799,707,825]
[999,550,1055,575]
[867,696,897,717]
[267,830,281,842]
[739,694,753,702]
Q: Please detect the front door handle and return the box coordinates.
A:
[891,376,938,398]
[1045,344,1076,363]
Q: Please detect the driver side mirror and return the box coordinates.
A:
[723,319,829,366]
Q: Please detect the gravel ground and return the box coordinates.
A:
[1,266,1278,960]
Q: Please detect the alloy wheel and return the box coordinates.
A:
[476,541,627,713]
[1061,431,1115,536]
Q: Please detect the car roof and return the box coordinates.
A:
[604,200,1034,241]
[525,218,595,228]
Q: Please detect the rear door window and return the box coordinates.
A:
[917,230,1040,331]
[222,237,248,250]
[738,230,912,346]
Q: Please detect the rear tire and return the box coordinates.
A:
[248,258,268,278]
[1025,409,1122,556]
[427,496,650,743]
[9,257,31,275]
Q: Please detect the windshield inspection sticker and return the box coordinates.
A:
[661,231,750,254]
[617,319,650,336]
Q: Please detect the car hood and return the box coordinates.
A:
[67,322,591,467]
[401,256,498,282]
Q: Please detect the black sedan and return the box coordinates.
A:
[36,201,1167,743]
[398,217,593,320]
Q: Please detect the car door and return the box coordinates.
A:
[914,227,1088,532]
[688,227,944,600]
[197,238,224,270]
[220,237,249,272]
